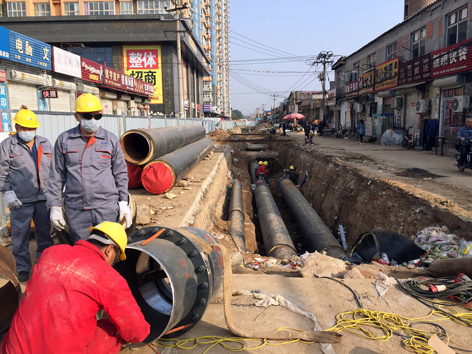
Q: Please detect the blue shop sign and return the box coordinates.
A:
[0,27,10,60]
[9,30,51,70]
[0,83,9,132]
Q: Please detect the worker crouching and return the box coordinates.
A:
[1,221,150,354]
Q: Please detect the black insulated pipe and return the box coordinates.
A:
[249,161,259,184]
[228,180,246,252]
[278,178,347,259]
[0,245,21,333]
[120,125,206,165]
[254,185,298,259]
[115,226,223,342]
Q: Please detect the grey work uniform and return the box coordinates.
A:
[0,134,53,272]
[47,125,128,243]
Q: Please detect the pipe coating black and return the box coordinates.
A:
[228,180,246,252]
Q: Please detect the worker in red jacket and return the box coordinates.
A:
[1,221,150,354]
[256,161,269,185]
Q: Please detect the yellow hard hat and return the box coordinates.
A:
[75,93,103,113]
[13,109,39,128]
[258,161,263,165]
[289,166,294,170]
[264,161,268,166]
[89,221,127,261]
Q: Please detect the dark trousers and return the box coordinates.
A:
[459,144,470,166]
[359,134,364,143]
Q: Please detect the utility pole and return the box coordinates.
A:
[308,51,334,121]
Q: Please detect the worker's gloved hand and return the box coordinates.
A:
[118,201,132,229]
[50,206,66,230]
[4,190,22,210]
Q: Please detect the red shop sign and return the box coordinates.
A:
[431,38,472,78]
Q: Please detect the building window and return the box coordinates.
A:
[84,1,115,15]
[367,53,376,70]
[411,28,426,59]
[447,7,467,46]
[386,41,397,61]
[136,0,170,14]
[64,2,79,15]
[34,3,51,16]
[7,2,26,17]
[120,1,133,14]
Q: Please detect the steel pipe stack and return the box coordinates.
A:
[228,180,246,252]
[121,125,206,165]
[115,226,223,342]
[254,185,298,259]
[278,178,346,259]
[141,138,214,195]
[0,245,21,333]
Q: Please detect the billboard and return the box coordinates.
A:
[9,30,51,70]
[431,38,472,78]
[122,45,163,104]
[375,58,398,92]
[53,47,81,78]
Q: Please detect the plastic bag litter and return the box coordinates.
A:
[413,226,465,263]
[381,129,403,146]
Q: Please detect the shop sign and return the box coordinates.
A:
[103,66,123,90]
[81,58,103,83]
[121,73,135,92]
[41,89,58,99]
[0,71,6,82]
[327,89,336,106]
[443,88,463,97]
[398,54,431,85]
[0,83,9,132]
[345,80,359,99]
[122,45,164,104]
[9,30,51,70]
[0,26,10,60]
[203,104,211,112]
[359,71,374,95]
[52,47,81,78]
[431,38,472,78]
[375,58,398,92]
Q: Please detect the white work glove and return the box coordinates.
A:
[4,190,22,210]
[118,201,132,229]
[50,206,66,231]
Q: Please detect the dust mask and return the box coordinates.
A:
[81,118,100,133]
[18,131,36,142]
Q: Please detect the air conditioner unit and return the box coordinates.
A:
[415,99,429,113]
[354,102,364,113]
[452,95,470,112]
[391,97,403,110]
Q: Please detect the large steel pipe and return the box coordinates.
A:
[228,180,246,252]
[115,226,223,342]
[121,125,206,165]
[428,258,472,278]
[278,179,346,259]
[249,161,259,184]
[142,138,214,195]
[254,185,297,259]
[0,245,21,333]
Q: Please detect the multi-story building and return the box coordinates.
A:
[0,0,230,117]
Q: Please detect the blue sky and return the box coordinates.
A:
[230,0,405,115]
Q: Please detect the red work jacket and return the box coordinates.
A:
[256,165,268,177]
[1,241,150,354]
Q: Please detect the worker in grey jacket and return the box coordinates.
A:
[48,94,131,243]
[0,108,53,282]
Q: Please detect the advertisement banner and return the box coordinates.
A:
[9,30,51,70]
[122,73,135,92]
[398,54,431,85]
[122,45,163,104]
[431,38,472,78]
[0,83,9,132]
[359,71,374,95]
[81,58,103,83]
[203,104,211,112]
[53,47,81,78]
[103,66,123,90]
[0,26,10,60]
[345,80,359,99]
[375,58,398,92]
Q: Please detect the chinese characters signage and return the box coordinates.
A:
[203,104,211,112]
[375,58,398,92]
[103,67,123,90]
[9,30,51,70]
[0,84,9,132]
[53,47,81,78]
[41,89,58,99]
[81,58,103,83]
[122,45,163,104]
[398,54,431,85]
[345,80,359,99]
[359,71,374,95]
[0,26,10,60]
[431,38,472,78]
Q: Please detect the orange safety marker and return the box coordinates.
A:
[165,324,192,335]
[141,229,166,245]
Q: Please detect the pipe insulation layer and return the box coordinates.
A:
[228,180,246,252]
[0,245,21,333]
[142,138,214,195]
[120,125,206,165]
[115,226,223,342]
[249,161,259,184]
[254,185,298,259]
[278,178,347,259]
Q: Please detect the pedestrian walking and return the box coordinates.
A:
[0,107,53,282]
[282,122,287,136]
[48,94,132,243]
[358,119,365,145]
[1,221,150,354]
[304,123,310,144]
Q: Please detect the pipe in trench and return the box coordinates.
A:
[278,178,347,259]
[228,180,246,252]
[249,161,259,184]
[254,185,298,259]
[120,125,206,165]
[141,138,214,195]
[114,226,223,342]
[428,258,472,278]
[0,245,21,333]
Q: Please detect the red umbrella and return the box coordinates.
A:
[282,113,305,120]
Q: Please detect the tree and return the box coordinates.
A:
[232,109,244,120]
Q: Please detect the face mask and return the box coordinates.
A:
[18,131,36,142]
[81,118,100,133]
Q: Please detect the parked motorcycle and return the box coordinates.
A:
[401,126,414,149]
[455,140,472,172]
